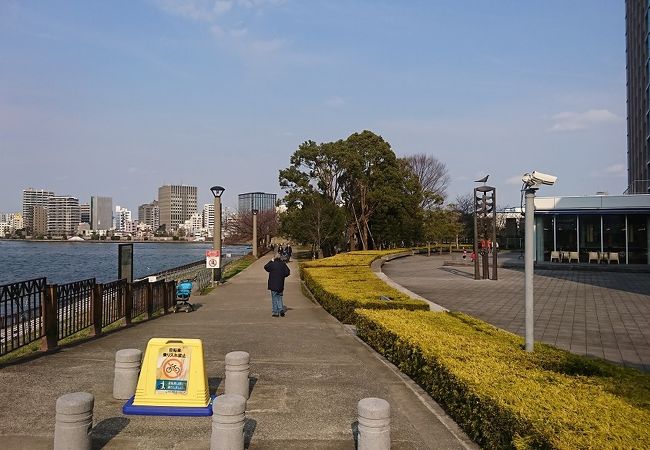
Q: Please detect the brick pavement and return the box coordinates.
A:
[382,255,650,371]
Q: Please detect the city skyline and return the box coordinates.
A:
[1,1,625,212]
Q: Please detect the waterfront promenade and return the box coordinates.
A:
[382,254,650,371]
[0,256,475,449]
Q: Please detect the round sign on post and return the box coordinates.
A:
[206,250,220,269]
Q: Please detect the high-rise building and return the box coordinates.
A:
[91,196,113,230]
[158,185,197,231]
[202,203,214,231]
[80,203,91,224]
[33,207,48,236]
[22,188,54,233]
[626,0,650,193]
[138,200,160,230]
[114,206,132,231]
[238,192,276,214]
[47,196,80,236]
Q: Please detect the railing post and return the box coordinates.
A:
[162,281,168,315]
[40,284,58,352]
[146,282,153,320]
[92,283,103,337]
[124,283,133,326]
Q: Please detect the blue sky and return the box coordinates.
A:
[0,0,625,213]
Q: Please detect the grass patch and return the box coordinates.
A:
[221,255,256,283]
[0,318,129,365]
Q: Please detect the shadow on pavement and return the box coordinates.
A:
[93,417,130,449]
[351,420,359,449]
[209,376,223,394]
[249,377,258,397]
[244,417,257,448]
[521,269,650,296]
[438,267,475,279]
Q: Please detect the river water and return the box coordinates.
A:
[0,240,250,285]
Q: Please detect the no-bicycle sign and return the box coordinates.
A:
[206,250,220,269]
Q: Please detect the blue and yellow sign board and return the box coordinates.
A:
[123,338,212,416]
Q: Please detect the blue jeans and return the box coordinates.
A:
[271,290,284,315]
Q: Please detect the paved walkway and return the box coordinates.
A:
[0,256,475,449]
[382,255,650,371]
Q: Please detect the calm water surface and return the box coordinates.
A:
[0,241,249,285]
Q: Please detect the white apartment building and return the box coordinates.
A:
[47,196,80,236]
[203,203,214,233]
[181,212,203,236]
[22,188,54,233]
[115,206,132,231]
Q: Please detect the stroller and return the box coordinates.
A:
[173,279,195,313]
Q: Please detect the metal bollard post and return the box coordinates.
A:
[357,397,390,450]
[224,351,250,400]
[54,392,94,450]
[210,394,246,450]
[113,349,142,400]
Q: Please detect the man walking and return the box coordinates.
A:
[264,252,290,317]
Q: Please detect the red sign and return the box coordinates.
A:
[206,250,220,257]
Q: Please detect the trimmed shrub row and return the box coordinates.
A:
[300,250,429,323]
[355,309,650,449]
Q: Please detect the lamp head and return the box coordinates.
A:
[252,209,259,215]
[210,186,225,198]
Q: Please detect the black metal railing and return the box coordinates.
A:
[0,254,242,358]
[131,280,148,319]
[0,278,46,355]
[57,278,95,340]
[101,279,126,328]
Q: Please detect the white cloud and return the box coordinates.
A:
[154,0,216,21]
[325,96,345,107]
[589,163,626,178]
[214,0,233,14]
[548,109,620,132]
[505,175,523,185]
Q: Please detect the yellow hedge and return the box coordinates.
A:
[301,250,428,323]
[355,309,650,449]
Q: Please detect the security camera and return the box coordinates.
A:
[522,171,557,187]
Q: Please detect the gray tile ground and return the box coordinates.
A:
[0,256,476,449]
[382,254,650,371]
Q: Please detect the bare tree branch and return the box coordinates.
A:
[404,153,451,208]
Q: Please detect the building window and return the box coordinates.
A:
[602,215,626,257]
[555,215,577,252]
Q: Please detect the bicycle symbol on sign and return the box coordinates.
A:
[162,357,183,379]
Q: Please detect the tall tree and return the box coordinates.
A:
[279,193,346,257]
[340,131,403,250]
[404,154,451,209]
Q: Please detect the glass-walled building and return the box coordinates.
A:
[534,195,650,264]
[238,192,276,214]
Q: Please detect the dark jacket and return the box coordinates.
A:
[264,258,290,292]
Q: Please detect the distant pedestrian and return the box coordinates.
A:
[264,252,290,317]
[462,249,467,260]
[286,245,293,262]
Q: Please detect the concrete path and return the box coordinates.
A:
[382,254,650,371]
[0,256,476,449]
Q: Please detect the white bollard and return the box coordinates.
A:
[224,351,250,400]
[357,397,391,450]
[211,394,246,450]
[113,348,142,400]
[54,392,94,450]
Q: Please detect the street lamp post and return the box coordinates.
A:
[210,185,225,282]
[252,209,258,259]
[521,171,557,352]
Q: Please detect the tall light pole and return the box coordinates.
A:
[252,209,258,259]
[210,185,225,282]
[521,171,557,352]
